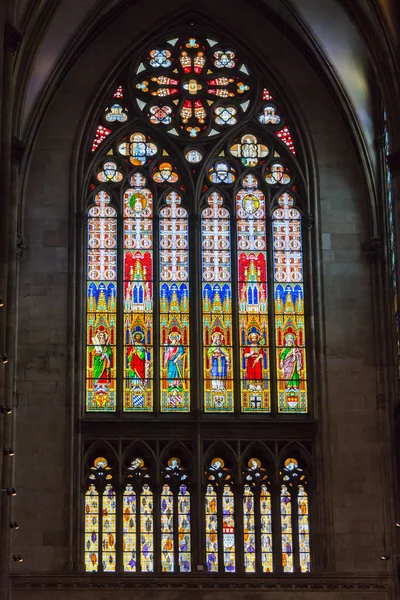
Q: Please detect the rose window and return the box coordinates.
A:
[134,36,252,138]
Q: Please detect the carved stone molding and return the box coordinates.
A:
[362,237,383,260]
[11,138,26,166]
[16,234,28,259]
[4,23,22,54]
[11,573,391,591]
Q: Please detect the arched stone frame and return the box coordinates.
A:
[72,13,327,574]
[11,0,394,584]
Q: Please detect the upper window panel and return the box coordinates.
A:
[134,36,251,139]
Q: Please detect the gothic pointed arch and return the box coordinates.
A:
[80,20,317,576]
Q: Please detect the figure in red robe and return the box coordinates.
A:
[243,331,265,389]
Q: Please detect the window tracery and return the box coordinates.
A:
[82,27,315,577]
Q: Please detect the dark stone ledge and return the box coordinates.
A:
[11,572,391,591]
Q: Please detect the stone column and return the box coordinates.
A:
[0,20,22,600]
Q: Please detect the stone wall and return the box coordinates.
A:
[10,0,394,597]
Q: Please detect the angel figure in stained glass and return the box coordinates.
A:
[91,328,112,396]
[280,333,302,392]
[208,331,230,390]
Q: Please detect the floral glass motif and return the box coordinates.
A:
[237,174,270,412]
[153,162,178,184]
[214,106,237,126]
[149,105,173,125]
[85,485,99,571]
[118,132,158,166]
[105,104,128,123]
[230,134,268,167]
[97,161,123,183]
[92,125,112,152]
[134,36,251,138]
[160,192,190,412]
[202,192,233,412]
[86,191,117,412]
[123,173,153,411]
[273,193,307,412]
[208,161,236,184]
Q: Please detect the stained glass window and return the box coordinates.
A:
[123,484,137,571]
[161,484,174,571]
[243,457,273,573]
[273,193,307,413]
[237,174,270,412]
[84,456,115,572]
[123,174,153,412]
[85,485,99,571]
[202,193,233,412]
[84,27,314,577]
[86,192,117,412]
[160,192,190,412]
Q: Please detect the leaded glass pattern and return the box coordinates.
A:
[202,192,233,412]
[161,484,174,571]
[205,484,218,571]
[123,173,153,411]
[260,484,273,572]
[280,484,293,572]
[102,484,116,571]
[86,191,117,411]
[222,484,236,572]
[237,174,270,412]
[123,484,137,571]
[160,191,190,412]
[273,193,307,413]
[85,485,99,571]
[243,484,256,572]
[140,485,154,571]
[298,485,310,572]
[178,483,191,571]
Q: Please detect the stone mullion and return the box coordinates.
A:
[216,485,224,572]
[234,482,244,573]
